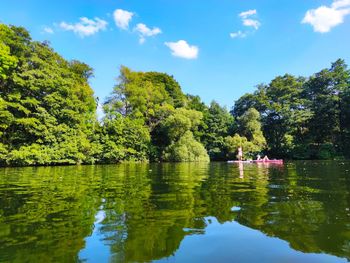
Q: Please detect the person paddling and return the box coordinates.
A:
[257,154,269,161]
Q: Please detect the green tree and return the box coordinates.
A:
[231,60,350,159]
[225,108,266,160]
[104,67,210,162]
[201,101,234,160]
[159,108,209,162]
[163,131,209,162]
[0,24,99,166]
[105,66,184,130]
[232,75,312,158]
[0,42,18,79]
[237,107,266,150]
[100,115,150,162]
[302,59,349,158]
[224,134,255,160]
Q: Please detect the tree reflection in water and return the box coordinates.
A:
[0,162,349,262]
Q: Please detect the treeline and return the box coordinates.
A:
[233,60,350,159]
[0,24,349,166]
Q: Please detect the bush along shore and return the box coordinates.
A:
[1,23,350,166]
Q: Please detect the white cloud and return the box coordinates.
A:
[332,0,350,9]
[135,23,161,37]
[60,17,107,37]
[165,40,199,59]
[134,23,161,44]
[302,0,350,33]
[231,9,260,39]
[230,30,246,38]
[113,9,134,30]
[239,9,257,18]
[238,9,261,30]
[43,26,54,34]
[242,18,261,30]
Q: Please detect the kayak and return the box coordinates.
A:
[227,159,283,164]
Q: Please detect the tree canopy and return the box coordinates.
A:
[232,59,350,159]
[0,22,349,166]
[0,24,98,166]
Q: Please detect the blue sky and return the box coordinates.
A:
[1,0,350,108]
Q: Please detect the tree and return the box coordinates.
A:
[163,131,209,162]
[303,59,350,158]
[224,134,254,160]
[0,24,99,166]
[231,60,350,159]
[104,66,186,130]
[231,87,266,118]
[143,72,186,108]
[1,21,350,165]
[100,116,150,163]
[0,42,18,79]
[237,108,266,149]
[104,67,210,162]
[254,75,310,158]
[159,108,209,162]
[201,101,234,160]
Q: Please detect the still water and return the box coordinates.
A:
[0,162,349,262]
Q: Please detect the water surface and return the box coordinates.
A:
[0,162,349,262]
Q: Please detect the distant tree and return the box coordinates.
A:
[231,60,350,159]
[160,108,209,162]
[104,66,185,130]
[201,101,234,160]
[224,134,256,160]
[100,116,150,162]
[237,108,266,148]
[225,108,265,159]
[163,131,209,162]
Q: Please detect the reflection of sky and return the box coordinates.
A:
[156,217,346,263]
[78,214,346,263]
[79,210,110,262]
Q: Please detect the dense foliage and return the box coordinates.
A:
[0,24,99,166]
[232,60,350,159]
[1,23,349,165]
[103,67,209,162]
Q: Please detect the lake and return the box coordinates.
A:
[0,162,349,262]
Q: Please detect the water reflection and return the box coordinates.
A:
[0,162,349,262]
[238,162,244,178]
